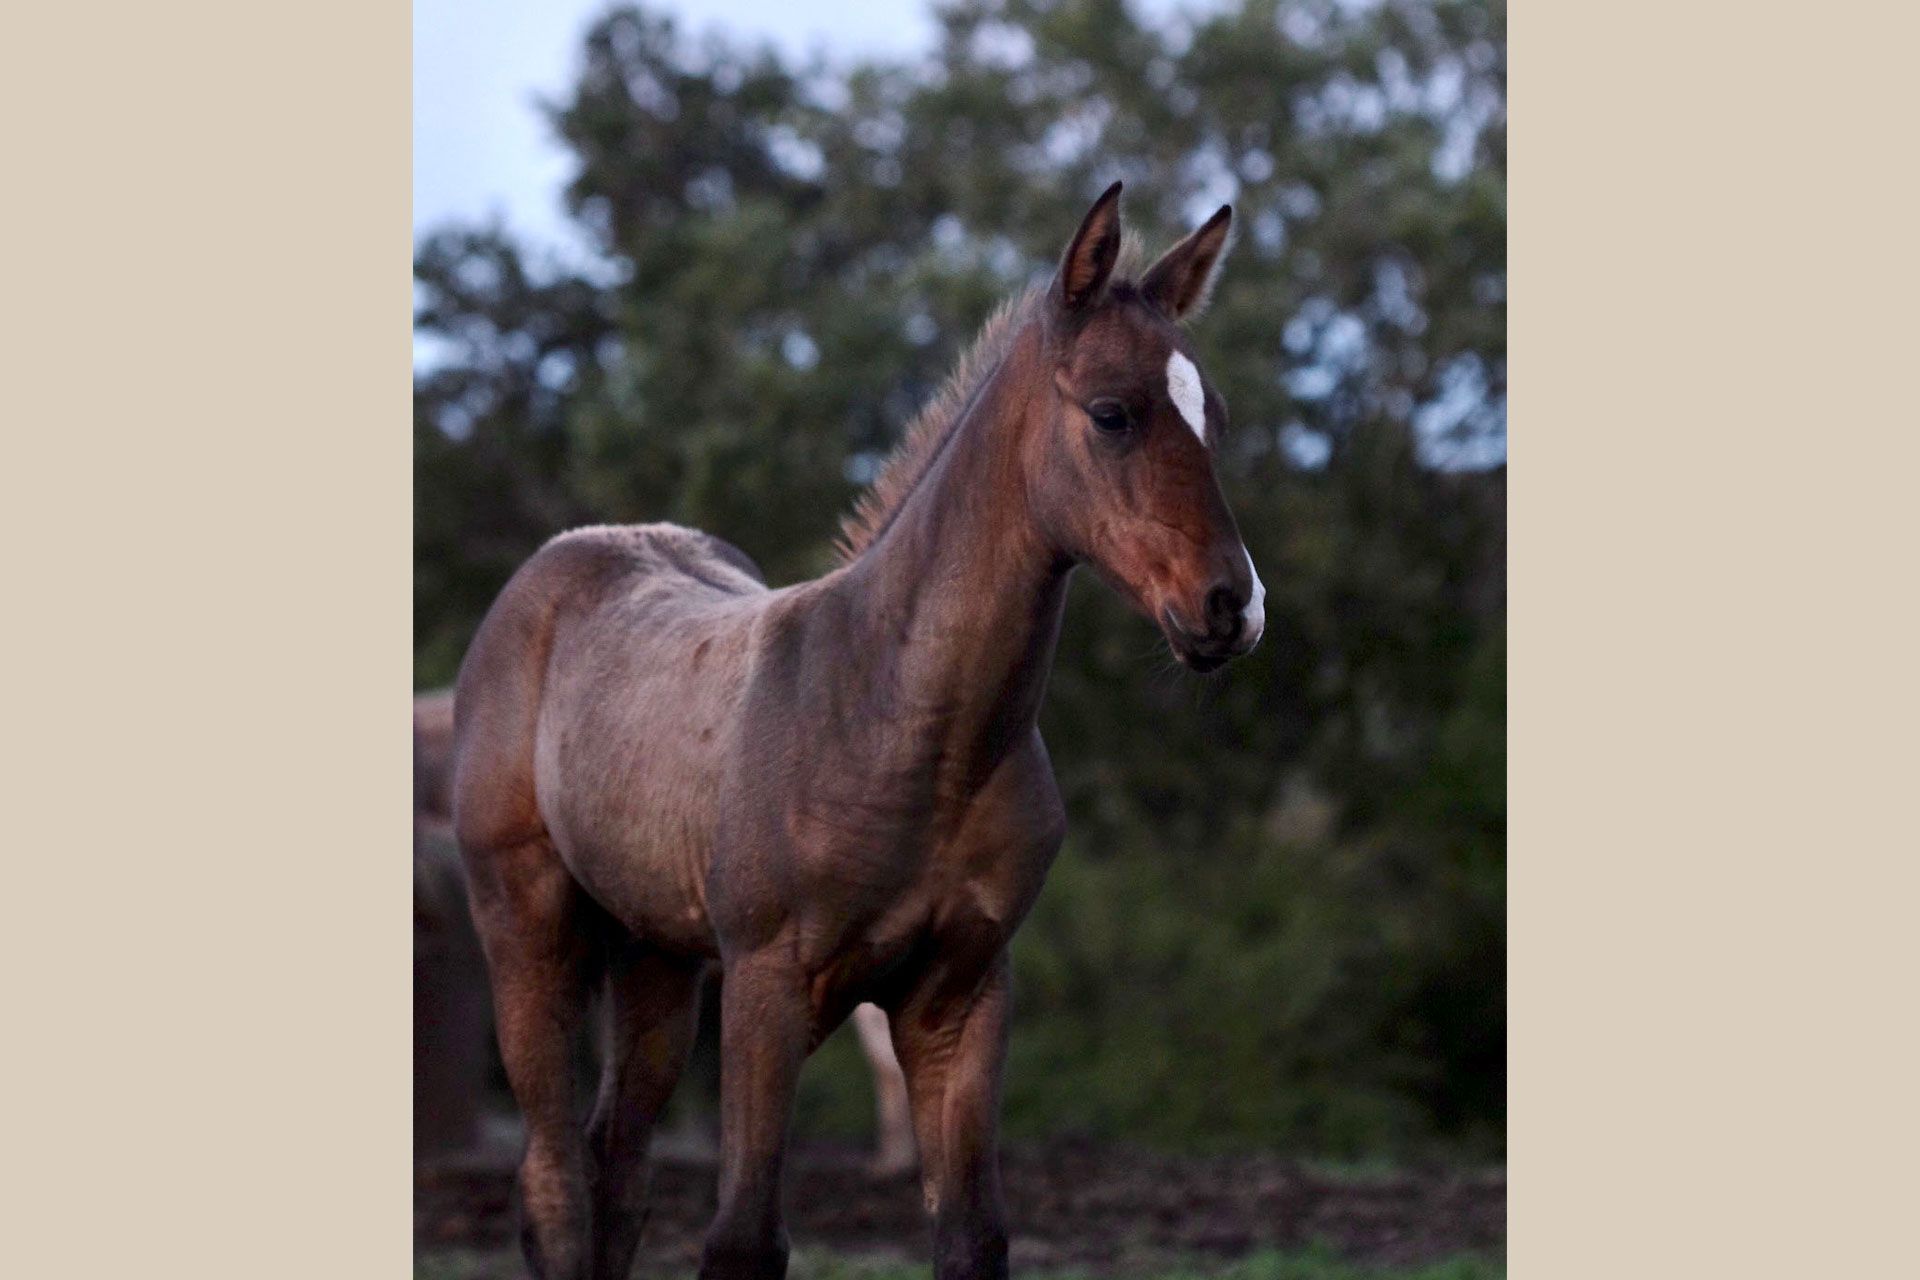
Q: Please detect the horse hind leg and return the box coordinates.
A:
[586,943,704,1280]
[465,836,598,1280]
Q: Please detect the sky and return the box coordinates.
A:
[411,0,1219,258]
[413,0,940,264]
[412,0,1499,467]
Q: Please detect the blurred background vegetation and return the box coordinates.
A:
[416,0,1504,1160]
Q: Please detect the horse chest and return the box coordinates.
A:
[791,785,1059,983]
[797,866,1023,1004]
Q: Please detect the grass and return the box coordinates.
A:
[416,1246,1504,1280]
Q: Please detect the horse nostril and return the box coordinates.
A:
[1204,583,1244,640]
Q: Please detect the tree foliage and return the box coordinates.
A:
[416,0,1505,1156]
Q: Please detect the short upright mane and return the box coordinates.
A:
[833,285,1044,562]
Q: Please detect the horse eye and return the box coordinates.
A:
[1086,399,1131,433]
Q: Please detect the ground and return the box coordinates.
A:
[415,1137,1504,1279]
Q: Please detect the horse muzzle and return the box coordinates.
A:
[1159,590,1263,673]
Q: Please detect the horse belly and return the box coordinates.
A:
[534,614,749,955]
[555,782,719,955]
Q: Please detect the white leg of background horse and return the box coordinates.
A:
[852,1003,917,1176]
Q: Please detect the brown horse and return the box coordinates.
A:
[451,183,1262,1280]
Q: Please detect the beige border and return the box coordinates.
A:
[8,1,411,1274]
[9,1,1919,1275]
[1511,2,1918,1275]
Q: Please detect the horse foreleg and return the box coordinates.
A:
[698,952,811,1280]
[586,945,704,1280]
[892,955,1012,1280]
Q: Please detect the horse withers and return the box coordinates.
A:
[451,183,1261,1280]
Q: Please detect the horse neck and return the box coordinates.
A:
[832,333,1068,776]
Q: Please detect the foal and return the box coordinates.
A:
[452,183,1263,1280]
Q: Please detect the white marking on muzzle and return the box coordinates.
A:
[1241,546,1266,646]
[1167,350,1206,444]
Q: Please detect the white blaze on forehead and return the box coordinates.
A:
[1166,350,1207,444]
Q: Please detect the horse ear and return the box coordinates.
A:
[1141,204,1233,320]
[1053,181,1125,312]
